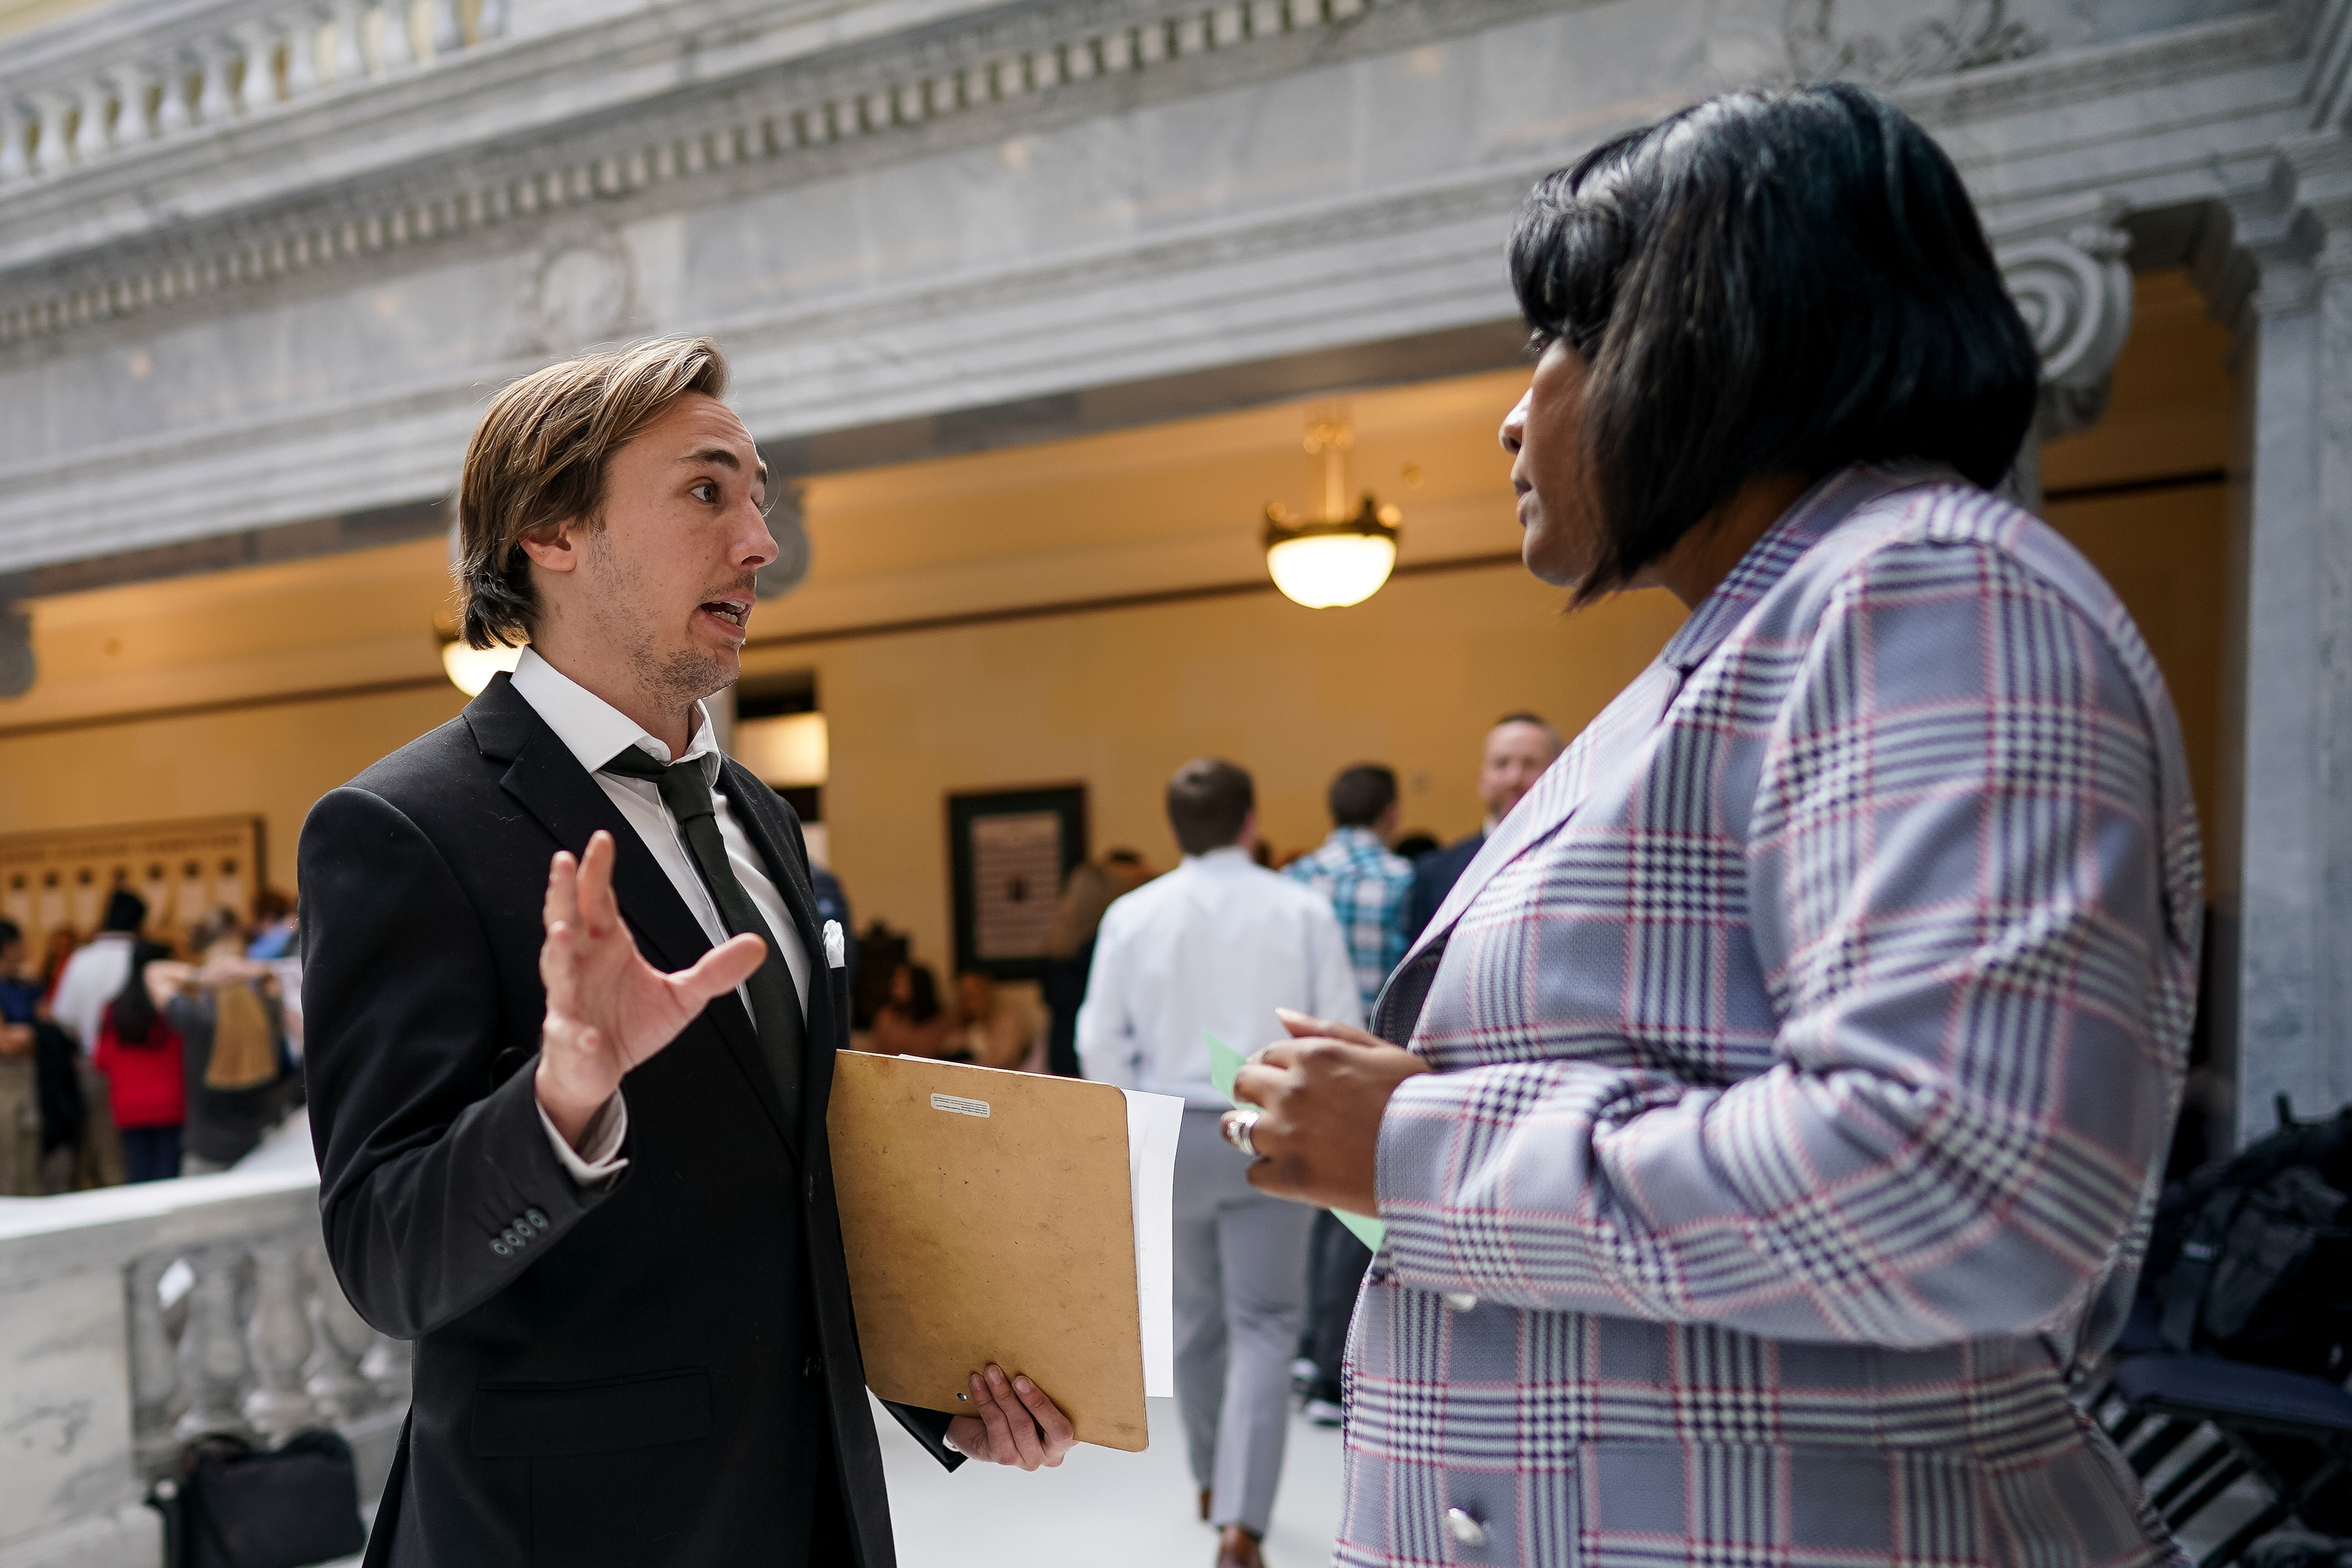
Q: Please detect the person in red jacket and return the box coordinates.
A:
[91,941,183,1182]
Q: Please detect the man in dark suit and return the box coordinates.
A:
[1401,712,1563,942]
[303,337,1071,1568]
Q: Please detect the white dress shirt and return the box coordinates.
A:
[50,931,136,1053]
[509,648,812,1184]
[1076,846,1363,1108]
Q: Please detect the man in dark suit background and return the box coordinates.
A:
[302,337,1072,1568]
[1401,712,1564,943]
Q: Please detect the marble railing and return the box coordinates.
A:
[0,0,505,185]
[0,1155,407,1568]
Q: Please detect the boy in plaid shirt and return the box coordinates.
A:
[1284,764,1414,1011]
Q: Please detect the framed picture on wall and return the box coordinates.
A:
[946,785,1088,982]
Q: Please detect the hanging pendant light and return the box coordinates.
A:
[1262,410,1400,608]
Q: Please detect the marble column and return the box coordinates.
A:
[2230,195,2352,1143]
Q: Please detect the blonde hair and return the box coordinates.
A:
[455,337,730,649]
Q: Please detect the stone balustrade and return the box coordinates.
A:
[0,0,506,187]
[0,1149,406,1568]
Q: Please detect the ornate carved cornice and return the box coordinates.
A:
[0,0,1606,355]
[0,0,2293,360]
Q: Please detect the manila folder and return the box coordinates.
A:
[826,1052,1148,1452]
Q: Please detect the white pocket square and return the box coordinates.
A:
[822,920,847,970]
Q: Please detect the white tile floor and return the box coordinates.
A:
[334,1396,1342,1568]
[336,1397,2273,1568]
[877,1394,1343,1568]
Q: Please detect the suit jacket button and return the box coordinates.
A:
[491,1240,511,1257]
[1444,1508,1487,1548]
[804,1356,823,1379]
[503,1229,523,1248]
[525,1209,549,1229]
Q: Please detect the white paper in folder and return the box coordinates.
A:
[1120,1088,1184,1398]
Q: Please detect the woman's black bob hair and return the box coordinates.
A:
[1508,81,2040,601]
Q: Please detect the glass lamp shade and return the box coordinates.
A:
[1265,532,1397,608]
[1262,496,1402,608]
[441,639,525,695]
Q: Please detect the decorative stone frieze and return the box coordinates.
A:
[521,219,636,354]
[1784,0,2046,85]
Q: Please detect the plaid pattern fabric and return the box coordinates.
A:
[1345,466,2202,1568]
[1288,826,1417,1012]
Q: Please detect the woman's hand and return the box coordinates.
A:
[1228,1009,1432,1214]
[943,1364,1076,1470]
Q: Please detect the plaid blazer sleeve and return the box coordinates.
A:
[1376,538,2189,1347]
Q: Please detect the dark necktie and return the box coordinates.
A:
[602,746,804,1134]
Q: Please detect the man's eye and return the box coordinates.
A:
[691,481,717,503]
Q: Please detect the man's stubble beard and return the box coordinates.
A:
[582,529,737,717]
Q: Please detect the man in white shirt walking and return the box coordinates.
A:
[1078,759,1360,1568]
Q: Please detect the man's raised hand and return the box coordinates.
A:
[535,830,766,1146]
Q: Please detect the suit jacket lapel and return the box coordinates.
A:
[466,677,797,1150]
[1376,669,1681,1045]
[718,760,840,1047]
[717,760,844,1152]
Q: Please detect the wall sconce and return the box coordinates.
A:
[1262,410,1400,609]
[733,712,829,786]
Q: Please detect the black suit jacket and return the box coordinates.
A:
[1403,830,1484,946]
[301,675,956,1568]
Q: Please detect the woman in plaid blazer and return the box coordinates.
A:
[1231,84,2200,1568]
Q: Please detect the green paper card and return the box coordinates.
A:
[1203,1029,1387,1253]
[1206,1029,1247,1104]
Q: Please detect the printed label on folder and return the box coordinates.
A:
[931,1093,989,1119]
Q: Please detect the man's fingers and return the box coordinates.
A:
[969,1371,1019,1466]
[577,831,620,936]
[545,849,580,934]
[1276,1007,1384,1047]
[1007,1373,1075,1464]
[540,921,579,1016]
[672,932,767,1006]
[986,1367,1046,1469]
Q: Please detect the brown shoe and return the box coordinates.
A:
[1199,1486,1212,1523]
[1215,1525,1265,1568]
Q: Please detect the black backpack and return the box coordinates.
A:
[149,1428,368,1568]
[2143,1098,2352,1380]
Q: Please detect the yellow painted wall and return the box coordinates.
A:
[0,537,467,898]
[2039,267,2237,901]
[756,575,1683,976]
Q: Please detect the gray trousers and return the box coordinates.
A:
[1173,1107,1312,1538]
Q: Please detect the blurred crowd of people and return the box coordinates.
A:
[0,885,304,1193]
[840,716,1562,1568]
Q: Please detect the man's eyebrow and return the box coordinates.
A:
[675,448,770,490]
